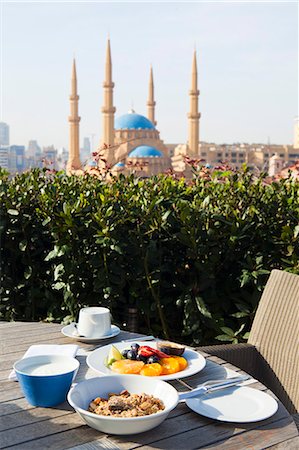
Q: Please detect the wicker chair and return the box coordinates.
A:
[197,269,299,414]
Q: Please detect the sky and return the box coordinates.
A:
[1,1,298,150]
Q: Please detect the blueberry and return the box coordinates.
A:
[147,356,159,364]
[136,354,147,363]
[126,350,137,360]
[131,343,140,352]
[122,349,129,358]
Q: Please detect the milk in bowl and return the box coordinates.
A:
[14,354,79,407]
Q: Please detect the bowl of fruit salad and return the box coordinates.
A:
[67,374,179,434]
[87,340,206,380]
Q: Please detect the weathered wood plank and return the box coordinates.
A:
[0,336,76,356]
[1,326,135,345]
[117,402,290,450]
[0,321,44,328]
[6,426,104,449]
[108,412,211,450]
[0,410,91,448]
[0,381,22,393]
[132,421,283,450]
[0,322,61,333]
[68,438,122,450]
[1,327,63,343]
[0,407,74,432]
[0,388,24,403]
[202,416,299,450]
[0,397,46,416]
[3,334,77,352]
[267,435,299,449]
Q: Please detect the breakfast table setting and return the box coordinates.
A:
[0,307,298,449]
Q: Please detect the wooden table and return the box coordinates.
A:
[0,322,298,449]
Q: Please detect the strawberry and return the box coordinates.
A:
[138,346,155,358]
[138,346,170,359]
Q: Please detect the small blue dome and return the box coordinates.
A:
[128,145,163,158]
[115,112,155,130]
[115,162,125,167]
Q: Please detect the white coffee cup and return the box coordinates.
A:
[77,307,111,338]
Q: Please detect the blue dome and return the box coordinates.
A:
[128,145,163,158]
[115,112,155,130]
[115,162,125,167]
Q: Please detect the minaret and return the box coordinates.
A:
[147,65,156,126]
[67,59,81,173]
[187,51,200,156]
[101,39,115,148]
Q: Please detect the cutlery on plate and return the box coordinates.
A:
[121,335,156,343]
[86,335,156,351]
[178,375,251,400]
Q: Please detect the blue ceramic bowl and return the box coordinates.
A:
[14,354,79,407]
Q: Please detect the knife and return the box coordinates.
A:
[121,335,156,343]
[178,375,251,400]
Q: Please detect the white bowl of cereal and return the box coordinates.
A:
[67,375,179,435]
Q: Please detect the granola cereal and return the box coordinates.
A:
[88,390,165,417]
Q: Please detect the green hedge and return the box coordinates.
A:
[0,167,298,345]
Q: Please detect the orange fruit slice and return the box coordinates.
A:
[159,357,180,375]
[111,360,144,374]
[140,363,163,377]
[172,356,188,371]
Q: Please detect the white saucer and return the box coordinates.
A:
[186,386,278,423]
[61,323,121,343]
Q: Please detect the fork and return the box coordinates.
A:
[178,375,251,400]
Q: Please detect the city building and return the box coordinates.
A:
[26,140,43,169]
[83,137,91,153]
[0,147,9,170]
[9,145,25,173]
[27,140,41,158]
[80,137,92,164]
[43,145,58,170]
[0,122,9,146]
[268,153,284,177]
[279,160,299,180]
[197,142,298,172]
[57,147,69,171]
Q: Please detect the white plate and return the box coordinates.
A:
[186,386,278,422]
[61,323,120,343]
[86,340,206,381]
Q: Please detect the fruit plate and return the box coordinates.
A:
[86,341,206,381]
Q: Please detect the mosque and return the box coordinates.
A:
[67,39,201,177]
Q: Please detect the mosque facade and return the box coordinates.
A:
[67,39,200,177]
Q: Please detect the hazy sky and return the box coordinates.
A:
[1,1,298,150]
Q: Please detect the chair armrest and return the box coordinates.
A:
[196,343,262,379]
